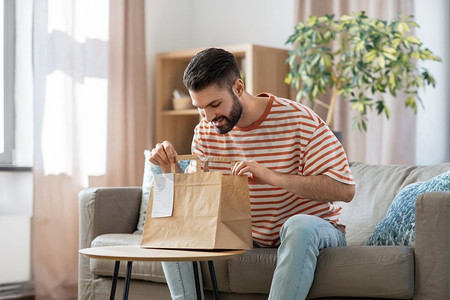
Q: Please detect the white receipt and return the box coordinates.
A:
[151,173,174,218]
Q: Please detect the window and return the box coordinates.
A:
[0,0,15,165]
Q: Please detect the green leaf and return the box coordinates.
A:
[323,53,333,67]
[355,41,365,51]
[376,20,386,29]
[295,91,303,102]
[402,39,410,49]
[294,77,300,90]
[383,46,396,54]
[284,73,292,85]
[384,106,391,119]
[363,50,377,63]
[406,20,419,28]
[307,16,317,26]
[361,119,367,131]
[430,54,442,62]
[376,82,386,92]
[392,38,401,49]
[405,97,418,113]
[351,102,365,113]
[397,22,410,34]
[383,52,396,60]
[340,14,353,22]
[405,36,421,45]
[318,16,328,23]
[312,85,319,98]
[378,55,385,68]
[351,115,368,132]
[397,23,404,35]
[311,54,321,66]
[376,100,384,114]
[411,52,420,60]
[389,74,396,89]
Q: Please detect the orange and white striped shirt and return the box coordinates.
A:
[188,93,355,247]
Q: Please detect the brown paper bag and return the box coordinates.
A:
[141,155,253,250]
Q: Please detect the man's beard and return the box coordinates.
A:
[212,92,243,134]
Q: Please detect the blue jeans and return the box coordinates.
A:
[162,214,346,300]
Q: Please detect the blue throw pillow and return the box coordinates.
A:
[366,170,450,246]
[135,150,190,233]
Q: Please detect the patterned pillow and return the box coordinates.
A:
[135,150,190,233]
[366,170,450,246]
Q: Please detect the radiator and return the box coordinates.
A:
[0,215,33,298]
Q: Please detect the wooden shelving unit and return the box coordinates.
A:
[155,44,290,154]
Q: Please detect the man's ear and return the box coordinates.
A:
[234,79,245,96]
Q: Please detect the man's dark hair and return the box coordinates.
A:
[183,48,241,92]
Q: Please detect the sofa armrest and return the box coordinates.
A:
[78,187,142,300]
[414,191,450,300]
[78,187,142,249]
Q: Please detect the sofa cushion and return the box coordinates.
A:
[308,246,414,299]
[339,163,417,246]
[228,248,277,294]
[136,150,163,233]
[228,245,414,298]
[90,233,167,283]
[366,169,450,246]
[400,162,450,188]
[89,235,415,298]
[340,162,450,246]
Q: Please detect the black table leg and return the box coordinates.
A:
[208,261,220,300]
[123,261,133,300]
[192,262,202,300]
[110,261,120,300]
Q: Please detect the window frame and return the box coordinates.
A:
[0,0,15,165]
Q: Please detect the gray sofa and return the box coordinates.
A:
[78,162,450,299]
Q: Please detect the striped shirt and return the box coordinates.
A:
[187,93,355,247]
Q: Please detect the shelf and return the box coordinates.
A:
[162,109,199,116]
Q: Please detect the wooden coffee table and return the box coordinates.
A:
[79,245,246,300]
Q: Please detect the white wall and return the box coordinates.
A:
[145,0,294,54]
[414,0,450,164]
[190,0,295,49]
[144,0,296,146]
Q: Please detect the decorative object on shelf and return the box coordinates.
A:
[285,11,442,131]
[172,89,194,110]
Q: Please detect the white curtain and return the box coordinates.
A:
[35,0,109,187]
[32,1,148,298]
[32,0,109,298]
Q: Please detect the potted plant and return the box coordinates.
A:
[285,11,441,131]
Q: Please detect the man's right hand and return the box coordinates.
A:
[149,141,178,173]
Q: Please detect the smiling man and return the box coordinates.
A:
[149,48,355,300]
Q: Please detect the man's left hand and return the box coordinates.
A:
[231,160,275,185]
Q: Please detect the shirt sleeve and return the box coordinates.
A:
[302,121,355,185]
